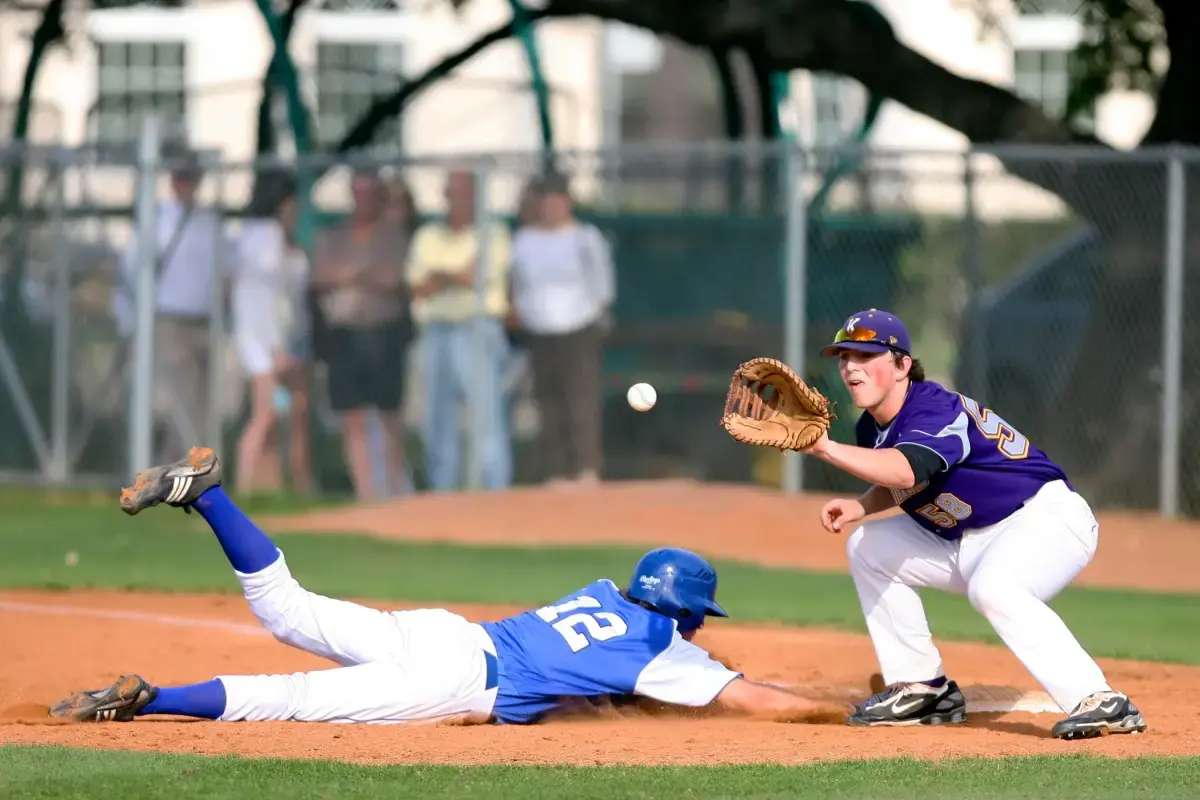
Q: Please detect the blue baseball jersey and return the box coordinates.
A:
[479,579,742,724]
[855,380,1071,541]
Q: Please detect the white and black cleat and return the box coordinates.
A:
[847,679,968,727]
[119,446,222,516]
[1051,691,1147,740]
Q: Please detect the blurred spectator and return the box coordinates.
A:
[384,171,422,237]
[516,177,542,229]
[310,169,415,501]
[509,172,615,486]
[232,171,313,496]
[407,168,513,491]
[113,145,234,463]
[496,176,545,433]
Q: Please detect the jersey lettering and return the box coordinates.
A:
[483,579,741,725]
[961,396,1029,460]
[915,493,973,528]
[890,481,929,505]
[856,381,1070,540]
[536,595,629,652]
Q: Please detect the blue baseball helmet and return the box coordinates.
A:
[626,547,728,633]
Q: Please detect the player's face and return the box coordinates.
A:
[838,349,905,408]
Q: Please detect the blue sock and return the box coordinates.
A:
[193,487,280,574]
[923,676,948,689]
[138,679,227,720]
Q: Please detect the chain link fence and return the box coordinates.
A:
[0,144,144,485]
[0,138,1195,516]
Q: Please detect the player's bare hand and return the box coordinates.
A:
[801,431,831,457]
[820,498,865,533]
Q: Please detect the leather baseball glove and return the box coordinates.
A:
[720,358,835,451]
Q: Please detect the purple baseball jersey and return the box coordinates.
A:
[855,380,1070,540]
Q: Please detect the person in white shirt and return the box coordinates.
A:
[231,172,313,496]
[112,148,235,463]
[509,173,615,486]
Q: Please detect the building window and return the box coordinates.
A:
[812,74,845,154]
[1014,0,1081,15]
[315,42,404,151]
[1013,48,1092,127]
[316,0,400,9]
[92,0,186,7]
[95,41,187,145]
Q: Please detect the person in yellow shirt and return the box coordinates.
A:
[407,169,514,490]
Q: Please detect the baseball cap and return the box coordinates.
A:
[819,309,911,357]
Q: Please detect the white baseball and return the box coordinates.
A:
[627,382,657,412]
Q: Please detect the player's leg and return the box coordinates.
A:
[844,514,970,726]
[449,318,512,490]
[420,322,463,492]
[959,480,1146,738]
[50,612,500,724]
[120,448,415,667]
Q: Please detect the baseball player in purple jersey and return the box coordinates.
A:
[804,309,1146,740]
[47,448,841,727]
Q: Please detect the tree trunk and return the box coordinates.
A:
[3,0,66,330]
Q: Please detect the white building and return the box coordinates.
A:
[0,0,1156,217]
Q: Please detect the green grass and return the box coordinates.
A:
[3,503,1200,664]
[2,747,1199,799]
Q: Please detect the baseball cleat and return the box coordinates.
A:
[846,679,967,727]
[119,446,222,515]
[49,674,158,722]
[1051,691,1147,740]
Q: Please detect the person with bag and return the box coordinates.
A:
[508,172,615,487]
[111,146,235,463]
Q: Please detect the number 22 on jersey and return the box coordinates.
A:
[536,596,629,652]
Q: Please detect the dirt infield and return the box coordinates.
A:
[261,481,1200,593]
[0,588,1196,765]
[3,481,1199,765]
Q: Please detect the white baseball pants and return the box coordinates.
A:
[845,479,1110,713]
[215,553,499,724]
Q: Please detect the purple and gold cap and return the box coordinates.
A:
[819,309,911,357]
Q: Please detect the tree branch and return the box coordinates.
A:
[335,10,550,153]
[745,46,777,139]
[3,0,67,327]
[551,0,1095,146]
[540,0,1122,222]
[709,47,743,140]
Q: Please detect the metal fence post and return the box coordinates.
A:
[466,158,494,492]
[206,159,226,450]
[1160,150,1186,518]
[782,142,809,495]
[49,155,71,484]
[962,150,985,399]
[129,115,161,477]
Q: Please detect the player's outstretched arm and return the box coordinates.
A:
[713,678,845,723]
[807,439,916,489]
